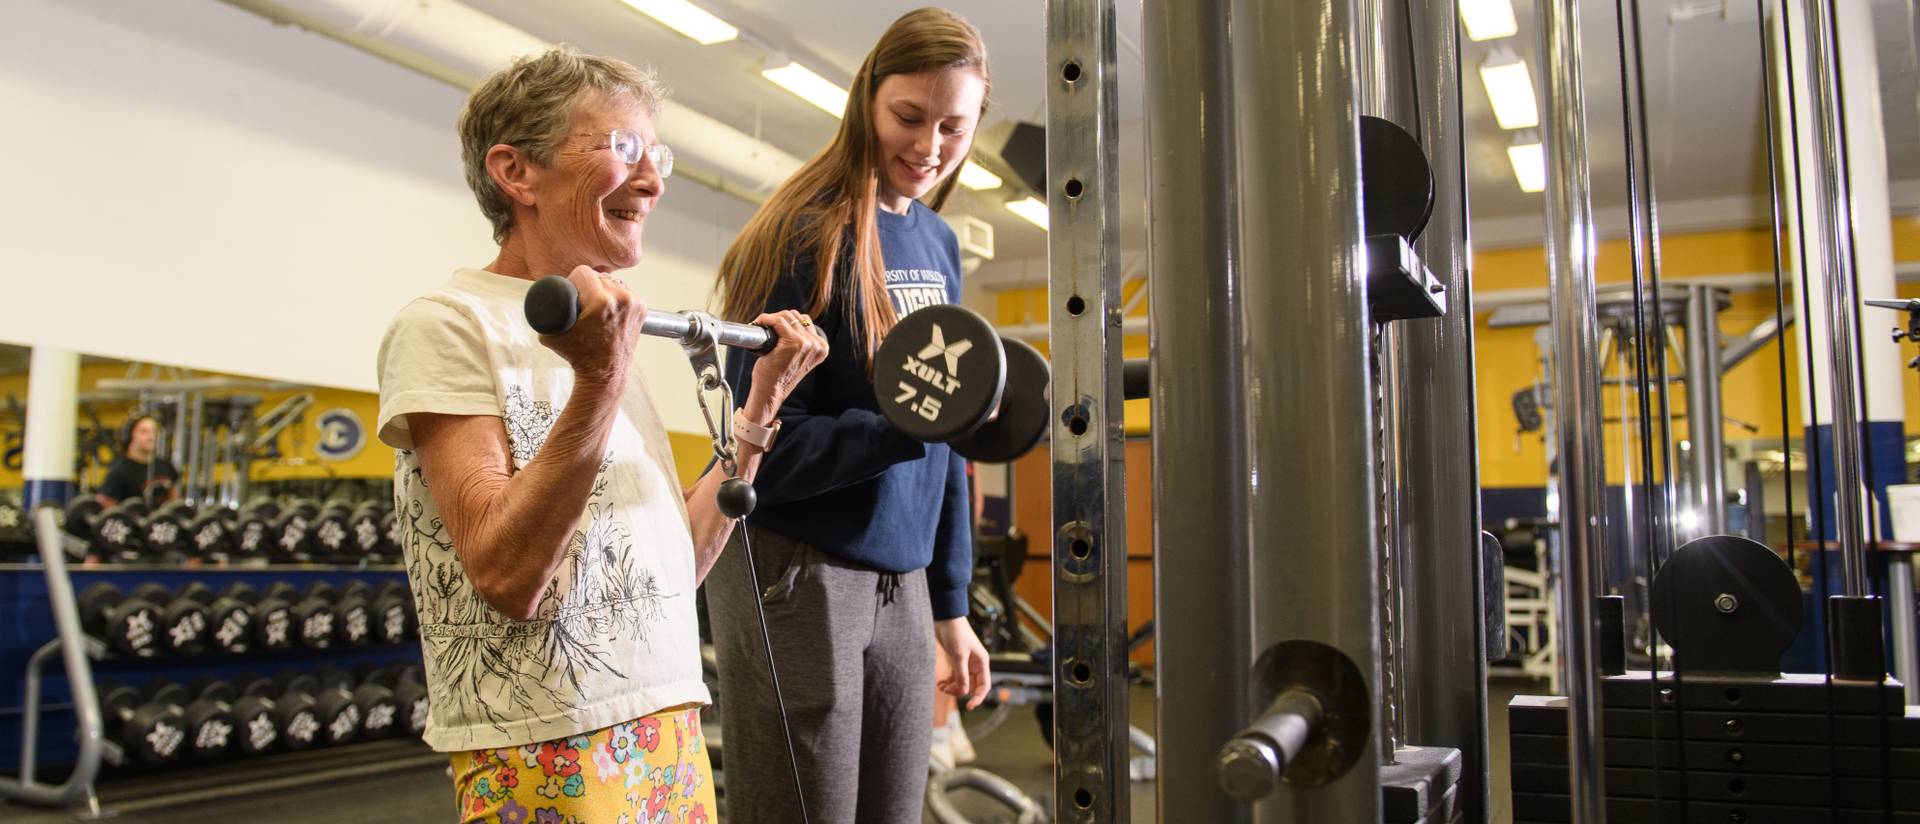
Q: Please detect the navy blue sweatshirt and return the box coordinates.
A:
[722,202,973,620]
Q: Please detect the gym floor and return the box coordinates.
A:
[3,680,1539,823]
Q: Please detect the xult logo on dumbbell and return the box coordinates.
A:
[896,323,974,420]
[873,304,1051,463]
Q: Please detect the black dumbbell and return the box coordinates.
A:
[185,677,277,757]
[141,501,195,560]
[222,582,297,651]
[149,681,234,761]
[207,677,280,756]
[62,498,103,539]
[264,582,336,649]
[0,494,28,544]
[98,683,187,766]
[328,581,378,647]
[178,581,255,653]
[237,674,319,752]
[269,500,321,563]
[277,671,360,747]
[346,502,387,560]
[380,507,402,556]
[231,498,281,559]
[360,662,429,738]
[316,665,400,740]
[77,582,162,657]
[353,580,412,645]
[871,303,1054,463]
[128,582,210,654]
[90,499,152,561]
[308,500,358,560]
[183,507,234,560]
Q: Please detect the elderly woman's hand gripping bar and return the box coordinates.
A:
[525,274,780,352]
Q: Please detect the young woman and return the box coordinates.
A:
[711,8,993,822]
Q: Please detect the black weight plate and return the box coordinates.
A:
[873,304,1005,443]
[951,338,1050,463]
[1649,535,1802,674]
[1360,115,1436,242]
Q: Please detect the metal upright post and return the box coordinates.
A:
[1796,0,1887,681]
[1400,0,1493,819]
[1537,0,1608,819]
[1799,0,1870,599]
[1143,0,1252,820]
[1228,0,1381,819]
[1684,285,1727,536]
[1045,0,1130,820]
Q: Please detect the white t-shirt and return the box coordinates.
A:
[375,268,709,752]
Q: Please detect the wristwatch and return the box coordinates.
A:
[732,409,781,451]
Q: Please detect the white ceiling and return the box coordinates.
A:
[455,0,1920,263]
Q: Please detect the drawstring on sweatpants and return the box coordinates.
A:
[878,572,901,606]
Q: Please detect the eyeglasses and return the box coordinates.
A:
[578,129,674,179]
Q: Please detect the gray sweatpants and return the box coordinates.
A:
[706,525,935,824]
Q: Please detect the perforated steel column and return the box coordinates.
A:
[1046,0,1129,820]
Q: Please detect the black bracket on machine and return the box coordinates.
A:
[1360,115,1446,323]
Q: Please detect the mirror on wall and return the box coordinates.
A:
[0,345,394,566]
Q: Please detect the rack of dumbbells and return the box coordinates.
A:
[2,492,432,811]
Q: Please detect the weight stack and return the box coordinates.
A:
[1508,671,1920,823]
[1382,744,1464,824]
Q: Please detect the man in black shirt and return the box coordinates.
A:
[96,415,178,506]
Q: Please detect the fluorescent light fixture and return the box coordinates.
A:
[1479,51,1539,129]
[1005,197,1048,230]
[1508,139,1545,193]
[761,60,849,118]
[618,0,738,45]
[958,161,1003,190]
[1459,0,1518,42]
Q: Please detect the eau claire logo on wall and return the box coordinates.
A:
[313,408,365,462]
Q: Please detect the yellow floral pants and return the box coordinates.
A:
[450,706,716,824]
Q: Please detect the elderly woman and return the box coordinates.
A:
[375,48,826,823]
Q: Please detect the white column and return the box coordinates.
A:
[22,347,79,509]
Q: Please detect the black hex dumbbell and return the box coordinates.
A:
[277,671,360,747]
[178,582,255,654]
[308,500,358,561]
[328,581,378,647]
[221,582,296,652]
[98,683,187,767]
[261,582,335,649]
[183,506,234,560]
[206,677,280,756]
[0,494,29,546]
[345,502,387,561]
[128,582,210,655]
[90,500,151,562]
[316,665,399,740]
[62,498,103,539]
[149,681,234,761]
[350,580,412,646]
[236,674,319,752]
[381,507,403,556]
[230,498,281,560]
[359,662,429,739]
[269,499,321,563]
[78,582,161,658]
[140,501,195,562]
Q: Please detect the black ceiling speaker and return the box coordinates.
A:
[999,121,1047,195]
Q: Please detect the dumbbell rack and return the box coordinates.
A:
[0,507,428,814]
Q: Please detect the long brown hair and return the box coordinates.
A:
[715,8,990,363]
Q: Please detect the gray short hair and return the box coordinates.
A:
[459,47,669,243]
